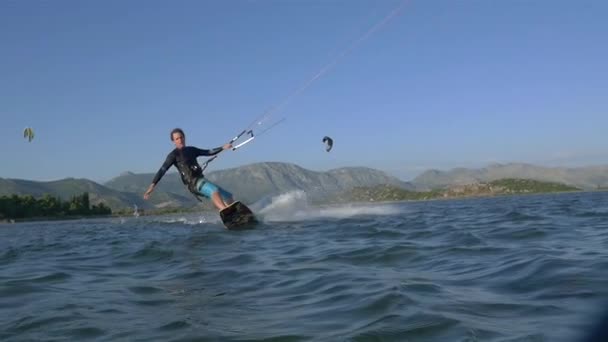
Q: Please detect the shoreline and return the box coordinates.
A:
[4,189,606,224]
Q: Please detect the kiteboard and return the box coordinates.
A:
[220,201,258,230]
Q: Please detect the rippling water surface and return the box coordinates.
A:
[2,191,608,341]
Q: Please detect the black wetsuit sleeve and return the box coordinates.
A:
[151,152,175,185]
[194,146,224,157]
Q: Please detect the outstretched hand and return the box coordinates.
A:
[223,143,233,150]
[143,184,155,200]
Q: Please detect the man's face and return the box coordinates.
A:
[172,132,185,149]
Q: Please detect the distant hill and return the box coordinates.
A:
[105,162,414,204]
[0,177,147,210]
[1,162,413,210]
[336,178,581,203]
[412,163,608,190]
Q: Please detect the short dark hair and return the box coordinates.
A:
[170,128,185,141]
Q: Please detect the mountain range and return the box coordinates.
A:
[1,162,412,211]
[1,162,606,211]
[412,163,608,190]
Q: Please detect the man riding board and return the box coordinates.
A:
[143,128,235,211]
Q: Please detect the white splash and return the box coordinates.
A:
[252,190,402,222]
[129,191,404,226]
[154,213,220,225]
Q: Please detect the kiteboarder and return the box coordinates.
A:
[143,128,235,211]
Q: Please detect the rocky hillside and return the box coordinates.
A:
[334,178,581,203]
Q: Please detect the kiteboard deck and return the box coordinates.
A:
[220,201,258,230]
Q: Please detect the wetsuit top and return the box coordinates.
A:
[151,146,223,192]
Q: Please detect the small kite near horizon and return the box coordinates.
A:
[322,136,333,152]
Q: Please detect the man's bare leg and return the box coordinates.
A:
[211,192,227,211]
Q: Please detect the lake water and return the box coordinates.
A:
[2,191,608,341]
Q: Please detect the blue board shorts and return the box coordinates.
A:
[195,178,233,201]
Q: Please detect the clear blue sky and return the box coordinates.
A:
[1,0,607,182]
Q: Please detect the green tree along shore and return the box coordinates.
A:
[0,192,111,220]
[0,192,205,222]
